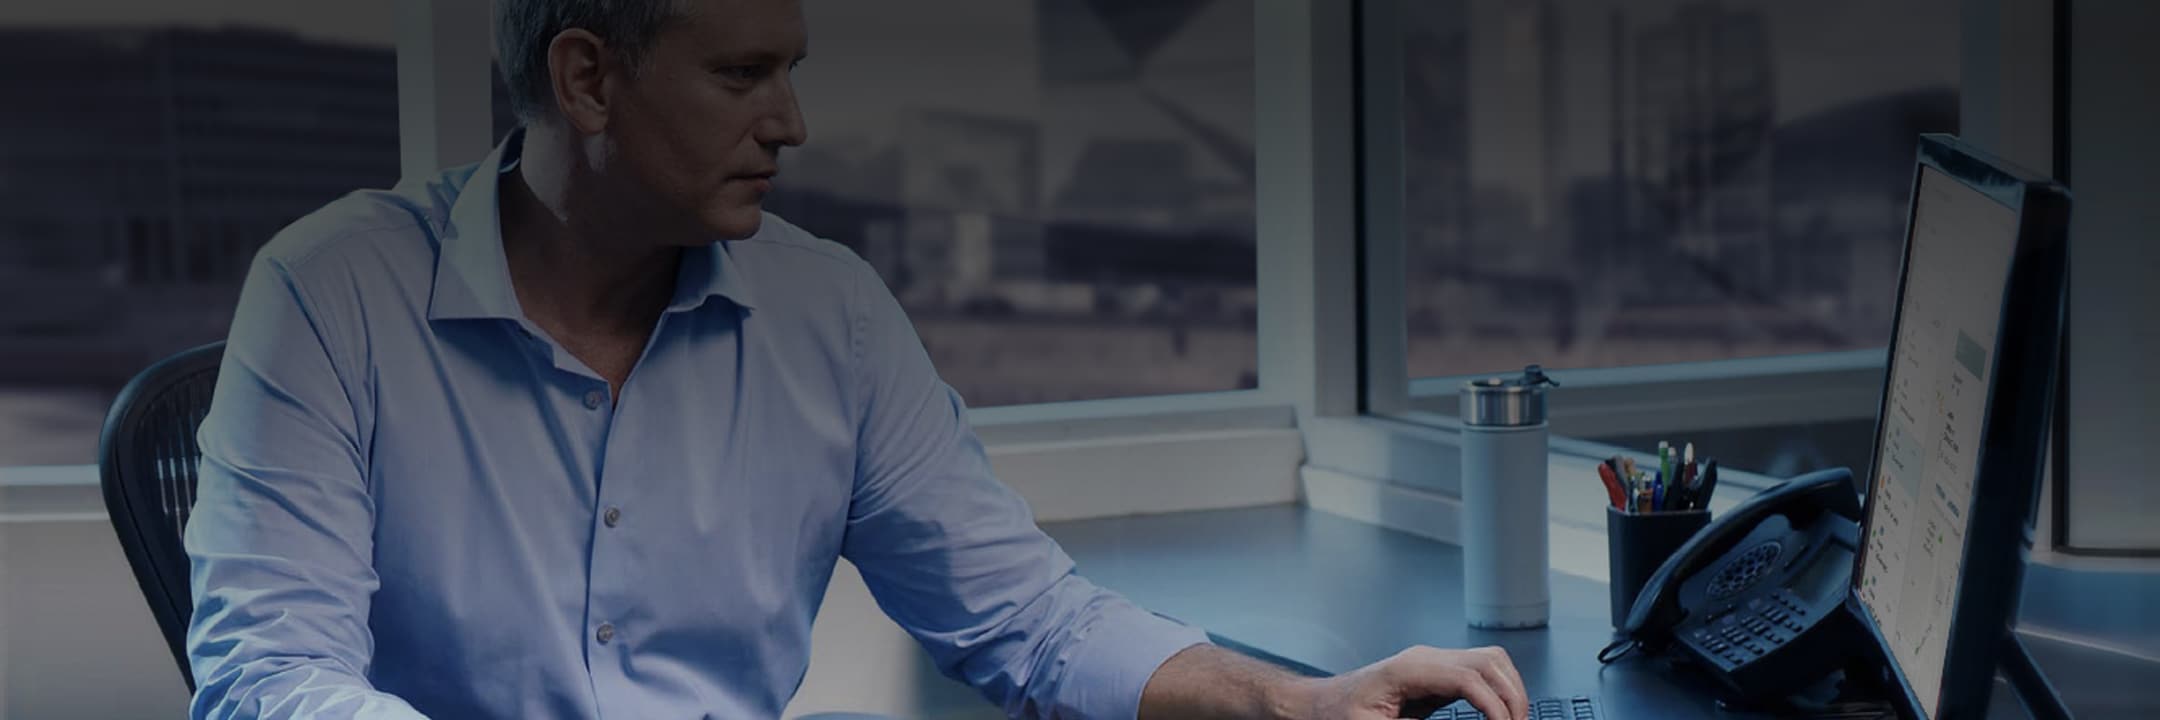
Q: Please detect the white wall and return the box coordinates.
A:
[2052,0,2160,554]
[1,519,192,719]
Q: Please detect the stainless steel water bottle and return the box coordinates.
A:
[1460,364,1558,629]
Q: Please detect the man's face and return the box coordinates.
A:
[603,0,808,242]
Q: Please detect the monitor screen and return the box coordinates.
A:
[1854,165,2023,720]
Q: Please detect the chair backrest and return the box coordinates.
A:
[98,341,224,692]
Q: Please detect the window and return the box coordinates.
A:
[0,12,399,466]
[766,0,1259,407]
[1375,0,1960,381]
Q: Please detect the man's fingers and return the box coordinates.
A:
[1474,649,1527,720]
[1477,646,1528,720]
[1386,652,1512,720]
[1451,671,1511,720]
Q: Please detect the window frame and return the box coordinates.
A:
[3,0,2057,530]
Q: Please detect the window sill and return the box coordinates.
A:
[1404,349,1887,438]
[2,395,1304,522]
[1301,412,1772,579]
[0,464,102,522]
[968,390,1292,444]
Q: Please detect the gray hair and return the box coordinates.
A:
[496,0,684,122]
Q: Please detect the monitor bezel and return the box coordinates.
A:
[1844,133,2070,720]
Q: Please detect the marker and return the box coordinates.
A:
[1652,470,1665,511]
[1668,467,1689,511]
[1678,459,1698,509]
[1681,443,1698,508]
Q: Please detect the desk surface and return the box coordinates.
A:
[1046,504,1739,719]
[1041,505,2160,720]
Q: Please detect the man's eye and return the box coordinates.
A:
[716,65,767,82]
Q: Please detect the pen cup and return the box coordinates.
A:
[1606,506,1711,628]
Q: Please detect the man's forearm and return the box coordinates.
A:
[1137,644,1319,720]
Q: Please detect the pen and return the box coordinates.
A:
[1658,442,1671,487]
[1652,470,1665,511]
[1695,458,1720,511]
[1676,459,1697,510]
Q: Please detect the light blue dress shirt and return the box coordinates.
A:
[184,131,1207,720]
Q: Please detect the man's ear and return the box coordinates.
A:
[547,28,612,134]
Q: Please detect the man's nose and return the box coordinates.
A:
[758,78,809,148]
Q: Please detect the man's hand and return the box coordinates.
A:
[1282,645,1529,720]
[1139,644,1529,720]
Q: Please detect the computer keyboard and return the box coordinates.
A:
[1425,695,1600,720]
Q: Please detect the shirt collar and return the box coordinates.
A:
[427,128,757,323]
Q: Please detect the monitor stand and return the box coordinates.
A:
[2000,633,2073,720]
[1792,632,2075,719]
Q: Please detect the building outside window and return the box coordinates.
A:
[4,0,1262,466]
[1390,0,1960,378]
[0,14,399,467]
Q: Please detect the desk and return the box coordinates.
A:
[1041,505,2160,720]
[1047,504,1737,719]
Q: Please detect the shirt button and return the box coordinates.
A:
[595,623,615,644]
[583,389,605,410]
[603,506,622,528]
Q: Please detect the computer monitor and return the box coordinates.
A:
[1849,134,2070,720]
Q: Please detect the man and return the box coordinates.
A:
[185,0,1530,718]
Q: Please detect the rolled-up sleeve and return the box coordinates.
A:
[184,250,426,719]
[837,260,1208,720]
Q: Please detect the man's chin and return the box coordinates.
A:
[703,205,766,241]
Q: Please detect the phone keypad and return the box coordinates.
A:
[1687,594,1814,666]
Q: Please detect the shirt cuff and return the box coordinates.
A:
[1059,599,1211,720]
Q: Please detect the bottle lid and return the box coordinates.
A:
[1460,364,1559,427]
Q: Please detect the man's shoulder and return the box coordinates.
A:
[252,171,465,279]
[727,212,883,295]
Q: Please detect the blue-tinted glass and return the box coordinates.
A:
[1395,0,1959,378]
[0,11,398,466]
[769,0,1259,406]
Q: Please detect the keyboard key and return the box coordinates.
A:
[1428,696,1601,720]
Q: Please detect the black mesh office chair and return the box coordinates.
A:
[98,341,224,692]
